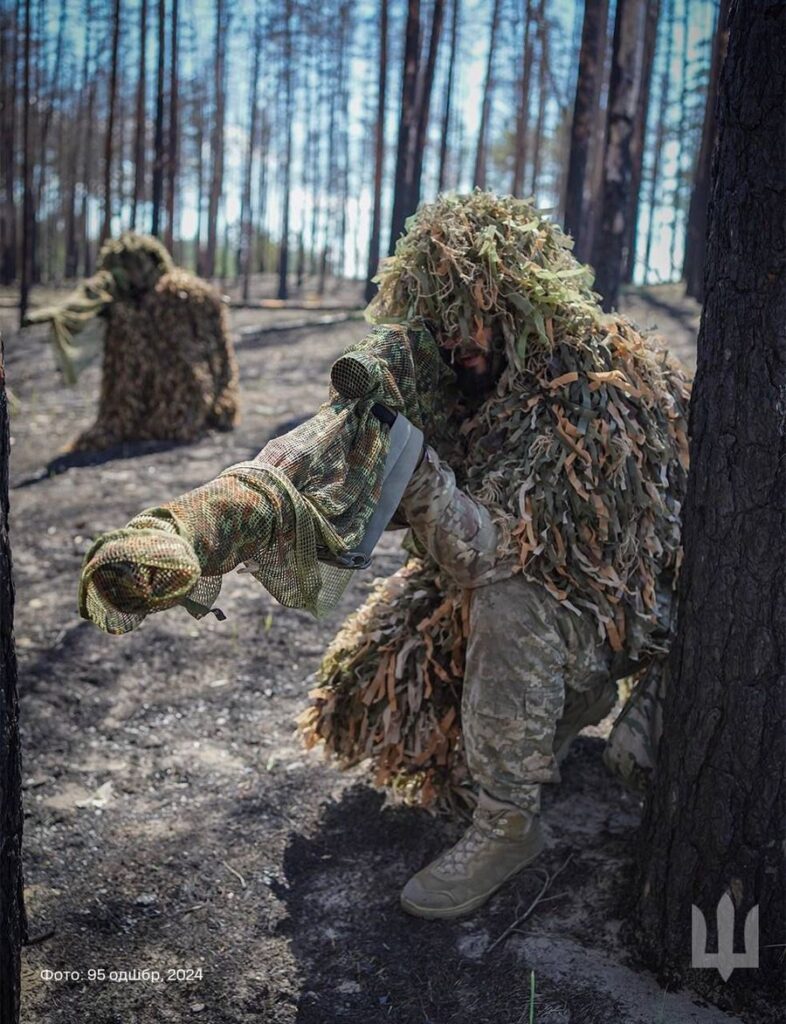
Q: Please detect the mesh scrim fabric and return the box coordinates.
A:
[78,325,458,634]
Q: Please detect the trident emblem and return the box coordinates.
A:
[691,891,759,981]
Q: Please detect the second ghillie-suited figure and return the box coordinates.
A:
[345,192,691,919]
[25,232,239,453]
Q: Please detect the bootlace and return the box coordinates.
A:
[435,807,514,876]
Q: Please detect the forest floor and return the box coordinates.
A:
[5,280,769,1024]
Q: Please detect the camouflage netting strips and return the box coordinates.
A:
[78,325,459,634]
[298,191,692,812]
[24,232,239,452]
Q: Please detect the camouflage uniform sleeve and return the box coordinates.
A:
[395,445,514,587]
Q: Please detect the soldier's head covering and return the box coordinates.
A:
[365,190,601,391]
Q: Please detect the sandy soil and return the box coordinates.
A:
[4,283,768,1023]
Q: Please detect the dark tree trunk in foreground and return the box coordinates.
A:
[633,0,786,1010]
[365,0,388,303]
[592,0,650,310]
[563,0,609,259]
[0,342,26,1023]
[683,0,730,301]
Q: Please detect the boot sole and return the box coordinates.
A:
[399,835,546,921]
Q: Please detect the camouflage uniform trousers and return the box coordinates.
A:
[398,444,672,812]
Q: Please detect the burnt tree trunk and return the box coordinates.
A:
[0,341,26,1024]
[563,0,609,258]
[633,0,786,1011]
[591,0,650,311]
[683,0,730,301]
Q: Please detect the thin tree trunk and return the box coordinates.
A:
[101,0,122,244]
[150,0,165,237]
[0,2,18,285]
[130,0,147,229]
[633,0,786,1007]
[18,0,33,324]
[668,0,691,278]
[472,0,502,189]
[241,4,262,302]
[388,0,421,253]
[411,0,445,192]
[164,0,178,251]
[81,0,97,276]
[642,0,674,281]
[511,0,535,197]
[529,0,548,198]
[683,0,730,301]
[255,110,269,274]
[563,0,609,257]
[277,0,294,300]
[205,0,226,276]
[622,0,660,283]
[437,0,459,192]
[365,0,388,302]
[591,0,650,311]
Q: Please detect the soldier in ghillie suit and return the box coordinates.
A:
[303,191,691,919]
[76,194,690,922]
[25,232,239,453]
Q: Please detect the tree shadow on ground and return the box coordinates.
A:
[276,755,628,1024]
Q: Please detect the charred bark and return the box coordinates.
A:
[632,0,786,1012]
[0,341,26,1024]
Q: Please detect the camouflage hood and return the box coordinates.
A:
[369,192,691,654]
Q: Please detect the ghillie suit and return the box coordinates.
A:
[298,192,692,814]
[24,232,239,452]
[78,325,458,634]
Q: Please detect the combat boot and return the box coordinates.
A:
[400,788,544,920]
[553,681,617,765]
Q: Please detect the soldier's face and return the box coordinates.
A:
[451,350,497,398]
